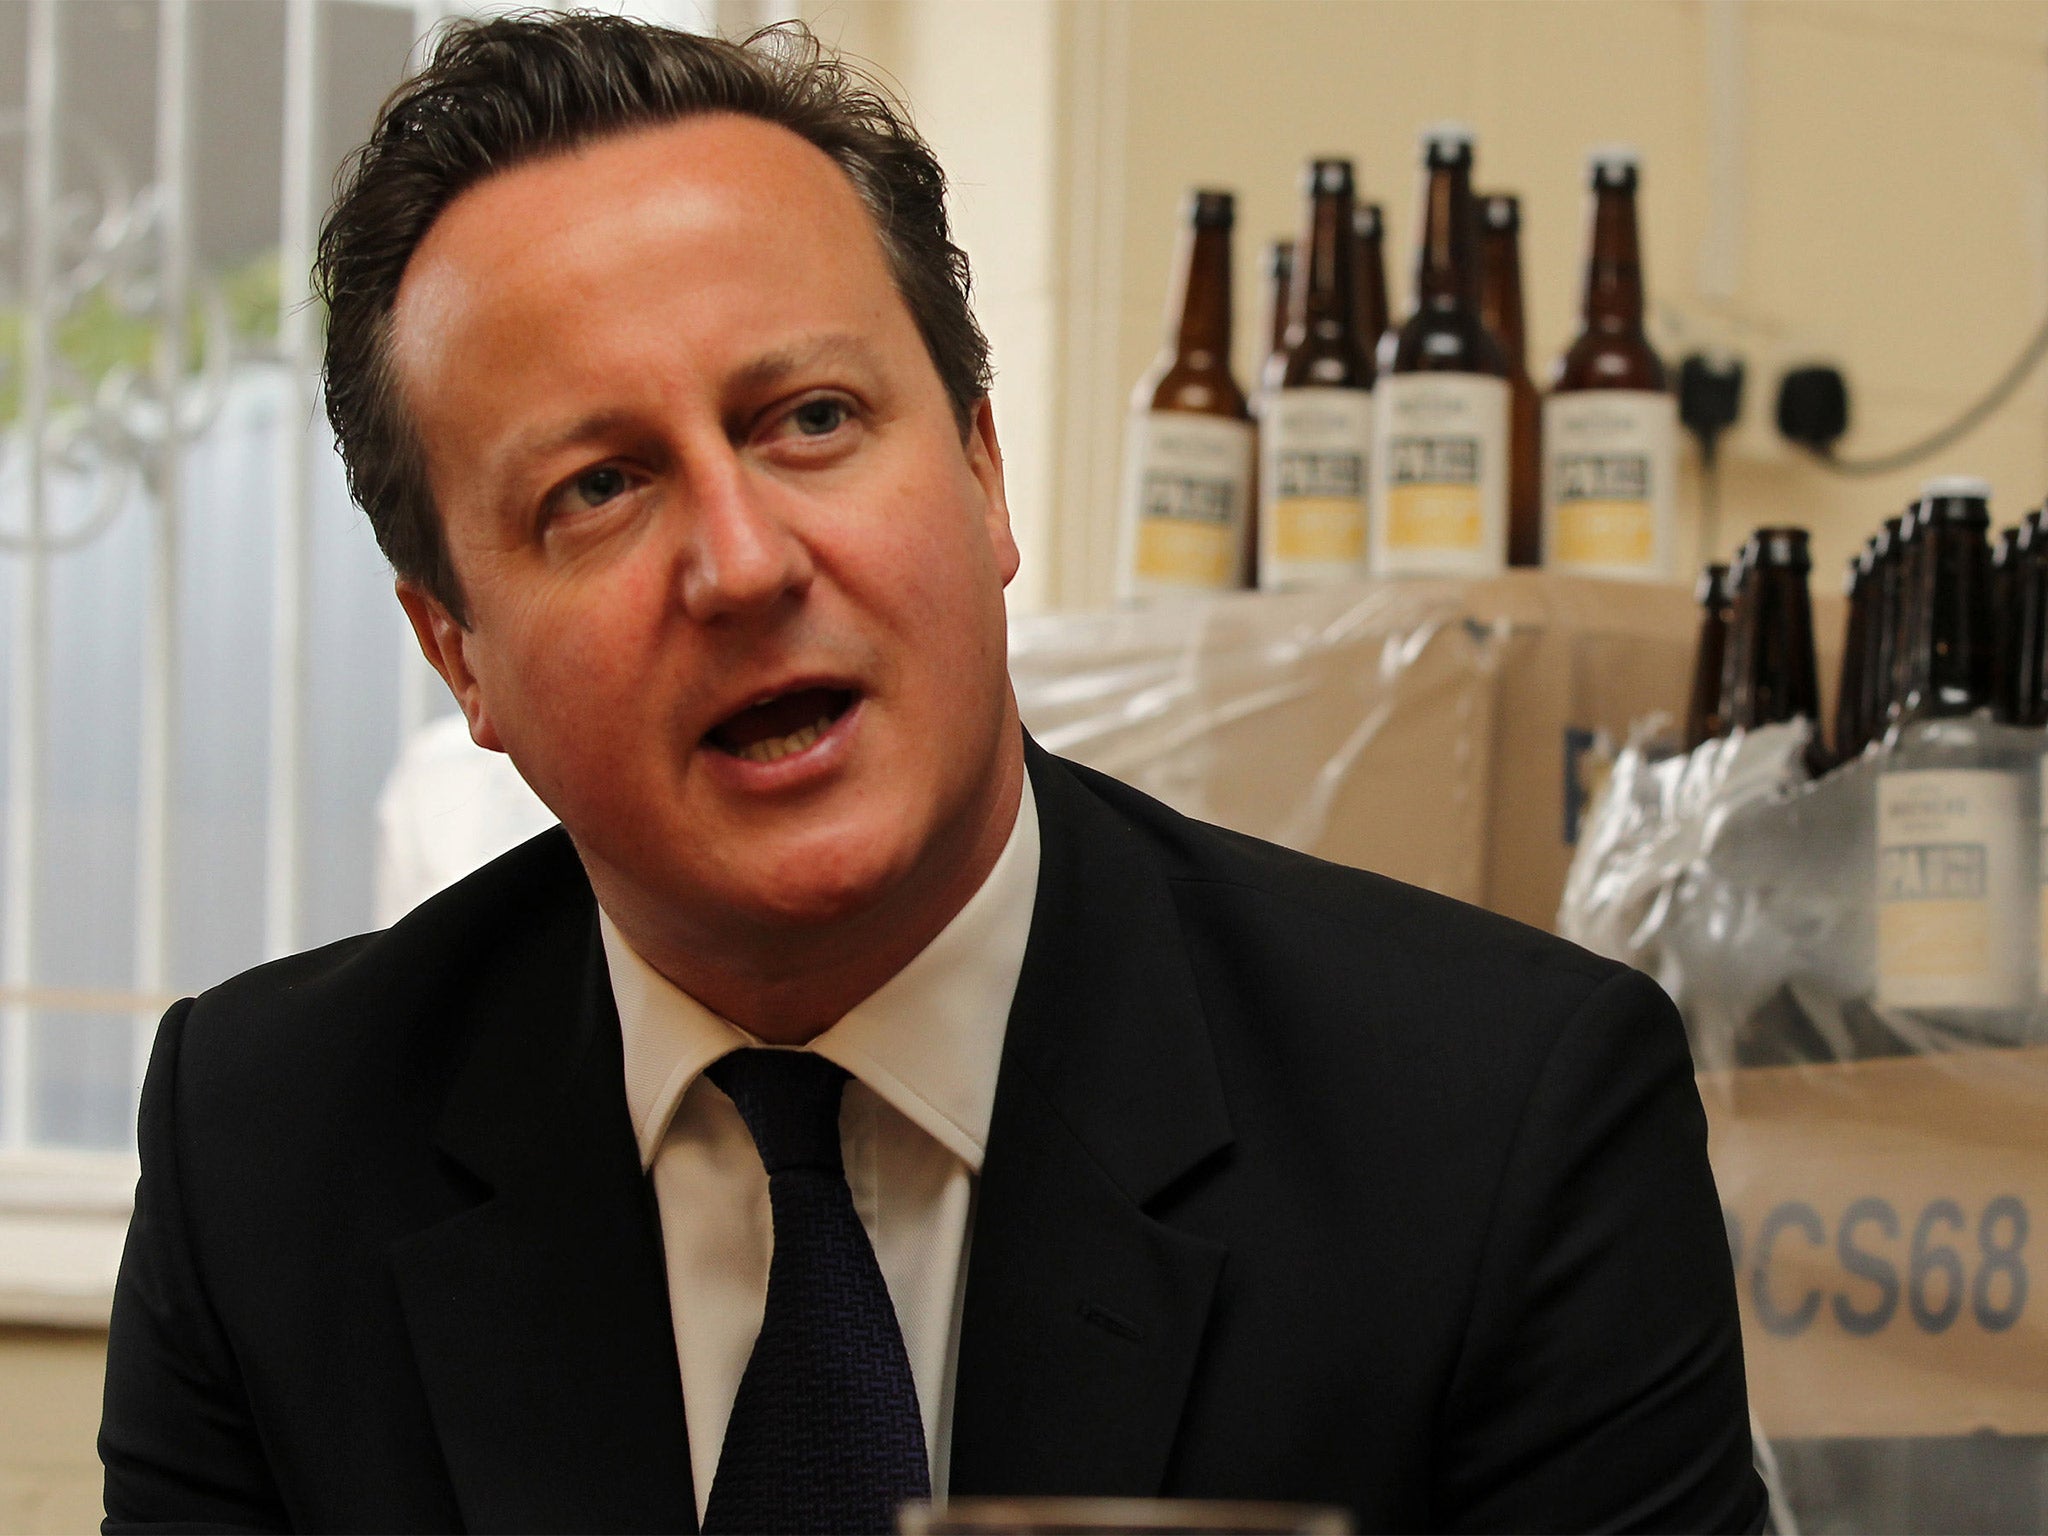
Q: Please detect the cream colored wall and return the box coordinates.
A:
[1051,0,2048,610]
[0,1328,108,1534]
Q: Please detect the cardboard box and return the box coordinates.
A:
[1703,1045,2048,1437]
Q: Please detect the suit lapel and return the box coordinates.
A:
[390,842,696,1535]
[949,745,1233,1498]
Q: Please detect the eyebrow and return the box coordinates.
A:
[726,333,886,397]
[497,333,886,481]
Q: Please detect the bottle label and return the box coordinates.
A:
[1541,389,1677,578]
[1258,386,1373,588]
[1116,410,1255,597]
[1877,768,2032,1012]
[1371,373,1509,576]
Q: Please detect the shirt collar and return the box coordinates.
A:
[605,774,1040,1175]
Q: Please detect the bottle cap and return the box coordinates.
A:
[1756,526,1811,570]
[1352,202,1382,238]
[1421,122,1475,163]
[1917,477,1991,528]
[1188,189,1235,227]
[1480,193,1519,231]
[1919,474,1992,502]
[1587,144,1641,186]
[1267,238,1294,275]
[1695,563,1728,607]
[1307,158,1354,196]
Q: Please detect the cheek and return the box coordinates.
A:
[470,561,673,731]
[852,456,1003,603]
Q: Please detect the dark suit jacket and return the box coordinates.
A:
[101,741,1765,1533]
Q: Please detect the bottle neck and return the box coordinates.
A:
[1171,220,1233,367]
[1685,598,1731,749]
[1415,157,1477,312]
[1266,246,1294,359]
[1352,221,1388,351]
[1581,183,1645,331]
[1746,565,1822,727]
[1292,188,1358,345]
[1911,518,1996,716]
[1479,225,1526,366]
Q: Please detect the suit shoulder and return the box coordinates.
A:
[173,826,589,1104]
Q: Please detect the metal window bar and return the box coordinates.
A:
[3,0,59,1154]
[266,0,319,965]
[132,0,192,1116]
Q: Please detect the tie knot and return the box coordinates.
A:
[706,1049,850,1176]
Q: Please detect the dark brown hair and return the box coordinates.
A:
[316,11,991,624]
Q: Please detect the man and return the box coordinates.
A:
[101,14,1764,1534]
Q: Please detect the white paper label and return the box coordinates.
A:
[1115,410,1255,598]
[1370,373,1509,576]
[1542,389,1678,579]
[1877,768,2033,1013]
[1257,386,1373,589]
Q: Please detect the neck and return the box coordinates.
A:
[588,713,1027,1045]
[1583,187,1643,327]
[1416,162,1471,308]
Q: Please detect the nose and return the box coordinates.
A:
[677,453,815,624]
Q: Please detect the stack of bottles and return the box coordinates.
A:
[1117,129,1677,599]
[1681,478,2048,1039]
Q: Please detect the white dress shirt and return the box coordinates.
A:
[601,778,1040,1523]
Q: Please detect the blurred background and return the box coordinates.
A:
[4,1,2047,1529]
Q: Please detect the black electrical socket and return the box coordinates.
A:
[1678,352,1745,467]
[1776,365,1850,454]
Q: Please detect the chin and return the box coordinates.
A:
[729,838,922,932]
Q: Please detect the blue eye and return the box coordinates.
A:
[569,465,627,508]
[792,398,849,436]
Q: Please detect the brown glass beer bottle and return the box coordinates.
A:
[1862,516,1905,748]
[1544,147,1676,581]
[1735,527,1832,774]
[1718,537,1758,732]
[1478,193,1542,568]
[1877,477,2036,1025]
[1259,159,1375,588]
[1264,239,1295,374]
[1895,481,1999,726]
[1117,189,1256,599]
[2013,508,2048,728]
[1887,503,1929,728]
[1992,526,2021,722]
[1352,203,1390,374]
[1836,545,1875,758]
[1371,124,1509,576]
[1685,563,1732,750]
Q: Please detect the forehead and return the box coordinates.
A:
[390,113,901,403]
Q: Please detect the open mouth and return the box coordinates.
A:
[705,685,858,765]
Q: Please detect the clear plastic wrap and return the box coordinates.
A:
[1564,723,2048,1534]
[1009,580,1513,904]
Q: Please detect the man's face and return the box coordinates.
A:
[391,114,1022,954]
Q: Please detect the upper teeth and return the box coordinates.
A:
[739,717,829,764]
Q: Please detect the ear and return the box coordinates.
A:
[964,396,1020,587]
[396,579,506,753]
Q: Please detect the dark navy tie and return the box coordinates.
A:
[701,1049,931,1535]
